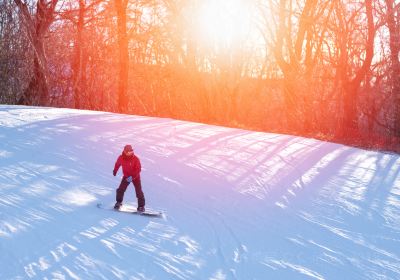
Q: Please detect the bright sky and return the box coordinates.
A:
[194,0,254,48]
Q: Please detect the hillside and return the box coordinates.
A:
[1,105,399,279]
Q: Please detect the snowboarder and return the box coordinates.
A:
[113,144,145,212]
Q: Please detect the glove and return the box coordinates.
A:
[113,170,116,176]
[126,176,133,183]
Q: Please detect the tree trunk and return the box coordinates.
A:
[115,0,129,113]
[19,34,49,105]
[14,0,58,106]
[385,0,400,136]
[341,0,375,133]
[73,0,86,109]
[273,0,318,132]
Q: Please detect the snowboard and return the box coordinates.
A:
[97,203,164,218]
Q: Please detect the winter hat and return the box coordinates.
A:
[123,145,133,153]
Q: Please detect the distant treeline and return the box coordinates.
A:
[0,0,399,151]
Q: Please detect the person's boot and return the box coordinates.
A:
[114,202,122,210]
[137,206,145,212]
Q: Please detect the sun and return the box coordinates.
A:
[194,0,255,50]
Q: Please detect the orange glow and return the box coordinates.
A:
[193,0,255,49]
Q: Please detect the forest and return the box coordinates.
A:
[0,0,399,151]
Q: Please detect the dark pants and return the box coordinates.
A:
[116,177,145,207]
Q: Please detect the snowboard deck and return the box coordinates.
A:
[97,203,164,218]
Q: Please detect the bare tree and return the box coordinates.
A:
[71,0,87,109]
[14,0,59,105]
[270,0,321,132]
[115,0,129,113]
[384,0,400,136]
[335,0,375,134]
[0,0,30,103]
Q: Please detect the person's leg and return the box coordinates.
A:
[132,177,145,208]
[116,178,129,204]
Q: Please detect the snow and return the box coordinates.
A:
[1,105,400,280]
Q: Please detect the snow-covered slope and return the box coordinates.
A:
[1,105,399,280]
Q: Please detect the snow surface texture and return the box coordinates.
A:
[1,105,400,280]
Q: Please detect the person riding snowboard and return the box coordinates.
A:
[113,144,145,212]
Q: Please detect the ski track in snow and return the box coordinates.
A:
[0,105,400,279]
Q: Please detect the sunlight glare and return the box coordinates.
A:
[195,0,253,49]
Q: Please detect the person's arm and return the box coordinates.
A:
[134,156,141,179]
[113,156,122,176]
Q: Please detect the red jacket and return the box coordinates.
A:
[113,153,141,179]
